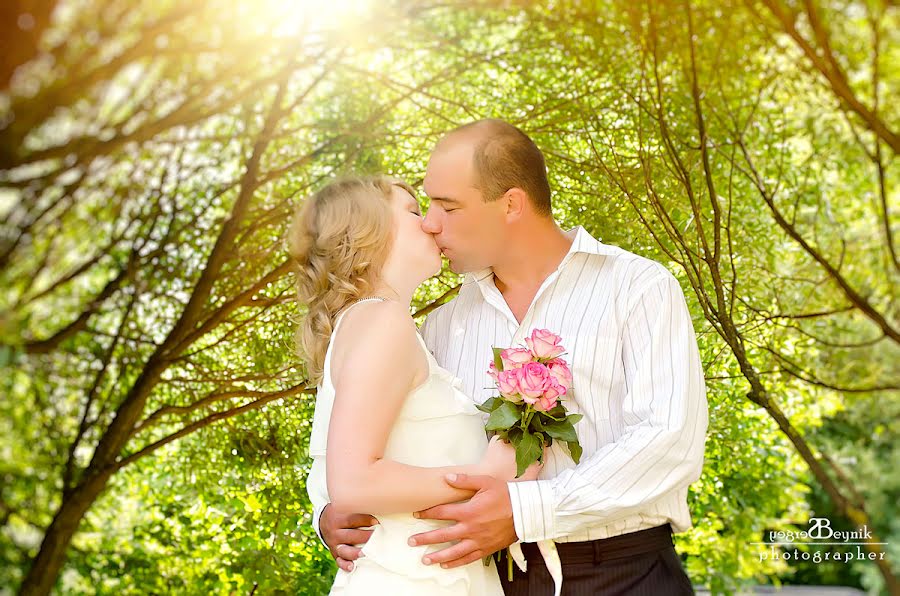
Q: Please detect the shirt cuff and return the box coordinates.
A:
[507,480,556,542]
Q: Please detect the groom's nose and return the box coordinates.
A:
[422,208,441,234]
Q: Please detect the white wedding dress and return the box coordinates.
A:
[307,298,505,595]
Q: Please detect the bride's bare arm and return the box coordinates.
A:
[326,301,506,515]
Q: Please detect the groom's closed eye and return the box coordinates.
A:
[430,198,460,212]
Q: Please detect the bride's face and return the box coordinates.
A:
[387,185,442,281]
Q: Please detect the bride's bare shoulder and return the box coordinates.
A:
[331,300,421,373]
[338,299,414,336]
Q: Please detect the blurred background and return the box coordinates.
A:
[0,0,897,594]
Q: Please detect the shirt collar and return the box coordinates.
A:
[463,225,618,286]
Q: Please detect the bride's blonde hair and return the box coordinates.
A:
[286,175,415,385]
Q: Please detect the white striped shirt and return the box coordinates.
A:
[419,225,708,544]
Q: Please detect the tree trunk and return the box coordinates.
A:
[17,468,113,595]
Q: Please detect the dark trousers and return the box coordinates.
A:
[498,524,694,596]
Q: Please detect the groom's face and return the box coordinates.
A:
[422,141,507,273]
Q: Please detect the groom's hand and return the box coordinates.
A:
[408,473,518,569]
[320,504,377,572]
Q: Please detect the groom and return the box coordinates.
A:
[315,119,708,594]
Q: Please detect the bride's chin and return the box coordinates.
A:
[419,263,442,282]
[412,262,441,284]
[423,265,441,281]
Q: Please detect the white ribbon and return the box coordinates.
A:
[508,539,562,596]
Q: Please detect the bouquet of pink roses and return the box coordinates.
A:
[477,328,583,477]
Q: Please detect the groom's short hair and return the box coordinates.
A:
[440,119,552,217]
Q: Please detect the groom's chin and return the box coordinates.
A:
[442,253,476,275]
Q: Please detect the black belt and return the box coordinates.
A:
[516,524,674,566]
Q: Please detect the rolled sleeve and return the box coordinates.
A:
[507,480,556,542]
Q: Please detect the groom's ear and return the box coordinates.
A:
[503,187,528,221]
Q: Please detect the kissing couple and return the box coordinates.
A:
[288,118,708,595]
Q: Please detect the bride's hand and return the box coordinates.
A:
[478,436,544,481]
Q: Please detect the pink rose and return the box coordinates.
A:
[545,358,573,391]
[500,347,533,370]
[525,329,565,360]
[534,377,565,412]
[487,360,499,382]
[518,362,550,403]
[497,369,524,403]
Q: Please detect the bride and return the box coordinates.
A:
[287,176,536,594]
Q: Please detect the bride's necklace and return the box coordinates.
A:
[349,295,393,306]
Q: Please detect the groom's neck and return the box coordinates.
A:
[492,221,573,295]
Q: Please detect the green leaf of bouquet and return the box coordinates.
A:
[566,413,583,425]
[566,440,583,464]
[492,347,504,372]
[486,400,520,430]
[515,432,543,477]
[476,396,499,413]
[545,421,578,442]
[543,404,567,420]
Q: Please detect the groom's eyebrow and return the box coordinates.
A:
[429,196,460,205]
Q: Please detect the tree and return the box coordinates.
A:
[2,0,896,593]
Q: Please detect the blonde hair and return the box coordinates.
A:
[286,175,415,386]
